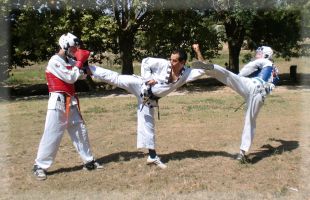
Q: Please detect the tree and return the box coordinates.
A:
[249,7,302,59]
[92,0,155,74]
[0,0,10,81]
[6,0,114,68]
[192,0,304,73]
[216,2,255,72]
[5,0,305,77]
[7,0,72,68]
[137,8,221,61]
[300,0,310,56]
[6,0,221,76]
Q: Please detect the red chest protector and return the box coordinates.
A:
[45,68,75,96]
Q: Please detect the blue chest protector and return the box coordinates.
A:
[248,66,279,85]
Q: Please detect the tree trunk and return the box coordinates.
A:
[227,41,242,74]
[0,19,9,82]
[224,18,245,74]
[118,31,135,75]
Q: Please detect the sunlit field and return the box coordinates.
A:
[1,47,310,199]
[1,85,310,199]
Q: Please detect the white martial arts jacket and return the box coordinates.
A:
[141,57,205,98]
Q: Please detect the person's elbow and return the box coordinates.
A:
[66,72,80,83]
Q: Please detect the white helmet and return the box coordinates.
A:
[58,33,80,50]
[256,46,273,59]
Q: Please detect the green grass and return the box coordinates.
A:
[4,48,309,86]
[1,89,308,199]
[5,63,46,85]
[84,105,108,114]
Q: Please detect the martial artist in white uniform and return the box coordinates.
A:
[89,49,205,168]
[33,33,102,181]
[192,44,279,163]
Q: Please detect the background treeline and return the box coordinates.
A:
[1,0,310,81]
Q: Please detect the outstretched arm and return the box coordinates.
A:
[192,44,205,61]
[191,44,214,70]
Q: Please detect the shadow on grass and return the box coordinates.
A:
[248,138,299,164]
[47,151,146,175]
[47,149,236,176]
[47,139,298,176]
[160,150,235,163]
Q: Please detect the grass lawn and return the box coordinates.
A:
[1,48,310,199]
[0,86,310,199]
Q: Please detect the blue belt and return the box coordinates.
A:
[253,77,265,85]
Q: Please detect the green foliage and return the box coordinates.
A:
[136,9,221,61]
[301,1,310,38]
[249,7,302,59]
[81,14,118,53]
[9,7,57,68]
[3,0,305,80]
[242,53,252,64]
[195,0,303,72]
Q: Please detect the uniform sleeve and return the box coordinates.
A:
[141,57,169,82]
[239,59,273,77]
[47,57,82,84]
[185,68,205,83]
[238,60,259,77]
[141,57,153,79]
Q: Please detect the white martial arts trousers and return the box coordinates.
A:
[35,93,94,169]
[207,64,265,152]
[89,66,156,149]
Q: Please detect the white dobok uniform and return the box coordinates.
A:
[89,57,205,149]
[204,58,278,152]
[35,55,94,169]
